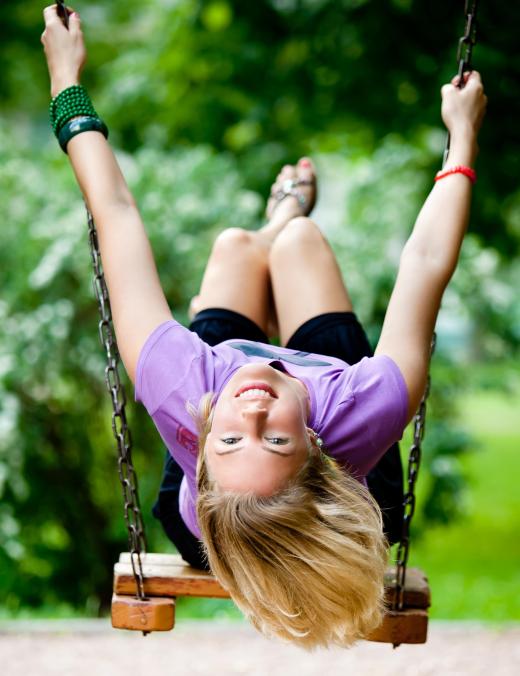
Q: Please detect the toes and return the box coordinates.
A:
[267,160,316,220]
[281,164,297,180]
[272,165,293,195]
[278,164,296,183]
[272,164,297,195]
[297,157,315,184]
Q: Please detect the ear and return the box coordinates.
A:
[305,427,323,453]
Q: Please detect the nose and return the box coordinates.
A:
[241,402,269,419]
[240,404,268,435]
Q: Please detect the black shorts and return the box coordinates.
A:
[153,309,404,569]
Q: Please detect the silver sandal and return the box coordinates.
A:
[270,177,316,216]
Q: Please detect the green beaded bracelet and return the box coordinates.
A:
[50,84,99,135]
[58,115,109,153]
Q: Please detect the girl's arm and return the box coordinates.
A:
[42,6,173,382]
[375,71,487,421]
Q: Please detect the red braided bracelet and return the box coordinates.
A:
[435,165,477,184]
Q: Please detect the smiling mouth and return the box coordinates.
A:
[234,383,278,399]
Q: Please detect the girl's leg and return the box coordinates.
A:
[272,223,404,544]
[258,159,317,247]
[192,161,317,333]
[193,227,271,333]
[269,217,354,345]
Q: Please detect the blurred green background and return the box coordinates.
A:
[1,0,519,623]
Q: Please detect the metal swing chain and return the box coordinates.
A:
[87,208,148,601]
[457,0,479,79]
[54,0,147,604]
[444,0,480,165]
[393,0,480,615]
[392,336,436,612]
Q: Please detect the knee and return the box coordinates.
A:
[211,227,256,259]
[213,227,254,252]
[211,228,268,269]
[270,217,324,260]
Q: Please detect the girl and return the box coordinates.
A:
[41,5,486,648]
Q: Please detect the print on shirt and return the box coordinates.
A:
[176,425,199,457]
[227,341,332,367]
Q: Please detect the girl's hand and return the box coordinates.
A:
[441,71,487,140]
[41,5,86,97]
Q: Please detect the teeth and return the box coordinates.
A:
[238,388,272,399]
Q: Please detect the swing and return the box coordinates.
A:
[63,0,479,646]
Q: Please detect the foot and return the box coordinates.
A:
[266,158,317,225]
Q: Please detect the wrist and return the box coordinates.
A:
[51,75,80,98]
[447,123,477,146]
[446,131,478,167]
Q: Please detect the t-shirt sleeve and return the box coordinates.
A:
[134,320,246,540]
[135,319,218,415]
[321,355,409,477]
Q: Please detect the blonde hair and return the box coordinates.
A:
[191,393,388,649]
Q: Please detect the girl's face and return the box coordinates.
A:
[205,363,312,495]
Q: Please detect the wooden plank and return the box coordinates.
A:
[118,553,185,567]
[383,567,431,609]
[114,557,229,599]
[366,608,428,645]
[114,555,430,608]
[111,594,175,632]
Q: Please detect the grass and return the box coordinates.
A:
[408,385,520,620]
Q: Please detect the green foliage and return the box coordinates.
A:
[0,123,260,612]
[2,112,519,613]
[315,133,520,531]
[0,0,519,617]
[2,1,520,252]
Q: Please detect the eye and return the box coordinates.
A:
[265,437,289,445]
[221,437,241,445]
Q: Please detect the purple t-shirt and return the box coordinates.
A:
[136,320,408,538]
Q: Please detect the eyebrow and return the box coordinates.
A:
[214,445,295,457]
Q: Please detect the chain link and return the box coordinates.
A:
[443,0,480,165]
[393,0,481,628]
[72,0,482,636]
[457,1,479,77]
[87,208,147,601]
[56,0,69,28]
[392,337,435,613]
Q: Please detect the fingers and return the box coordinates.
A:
[442,70,485,101]
[42,4,82,42]
[441,83,453,98]
[69,11,82,35]
[451,71,471,88]
[440,68,487,136]
[43,4,60,25]
[449,70,483,89]
[467,70,482,85]
[43,4,79,27]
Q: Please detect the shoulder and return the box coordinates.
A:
[135,320,212,414]
[318,356,409,475]
[350,354,408,390]
[135,320,248,416]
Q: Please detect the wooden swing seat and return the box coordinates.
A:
[112,553,430,644]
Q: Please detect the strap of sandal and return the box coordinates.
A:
[272,178,315,212]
